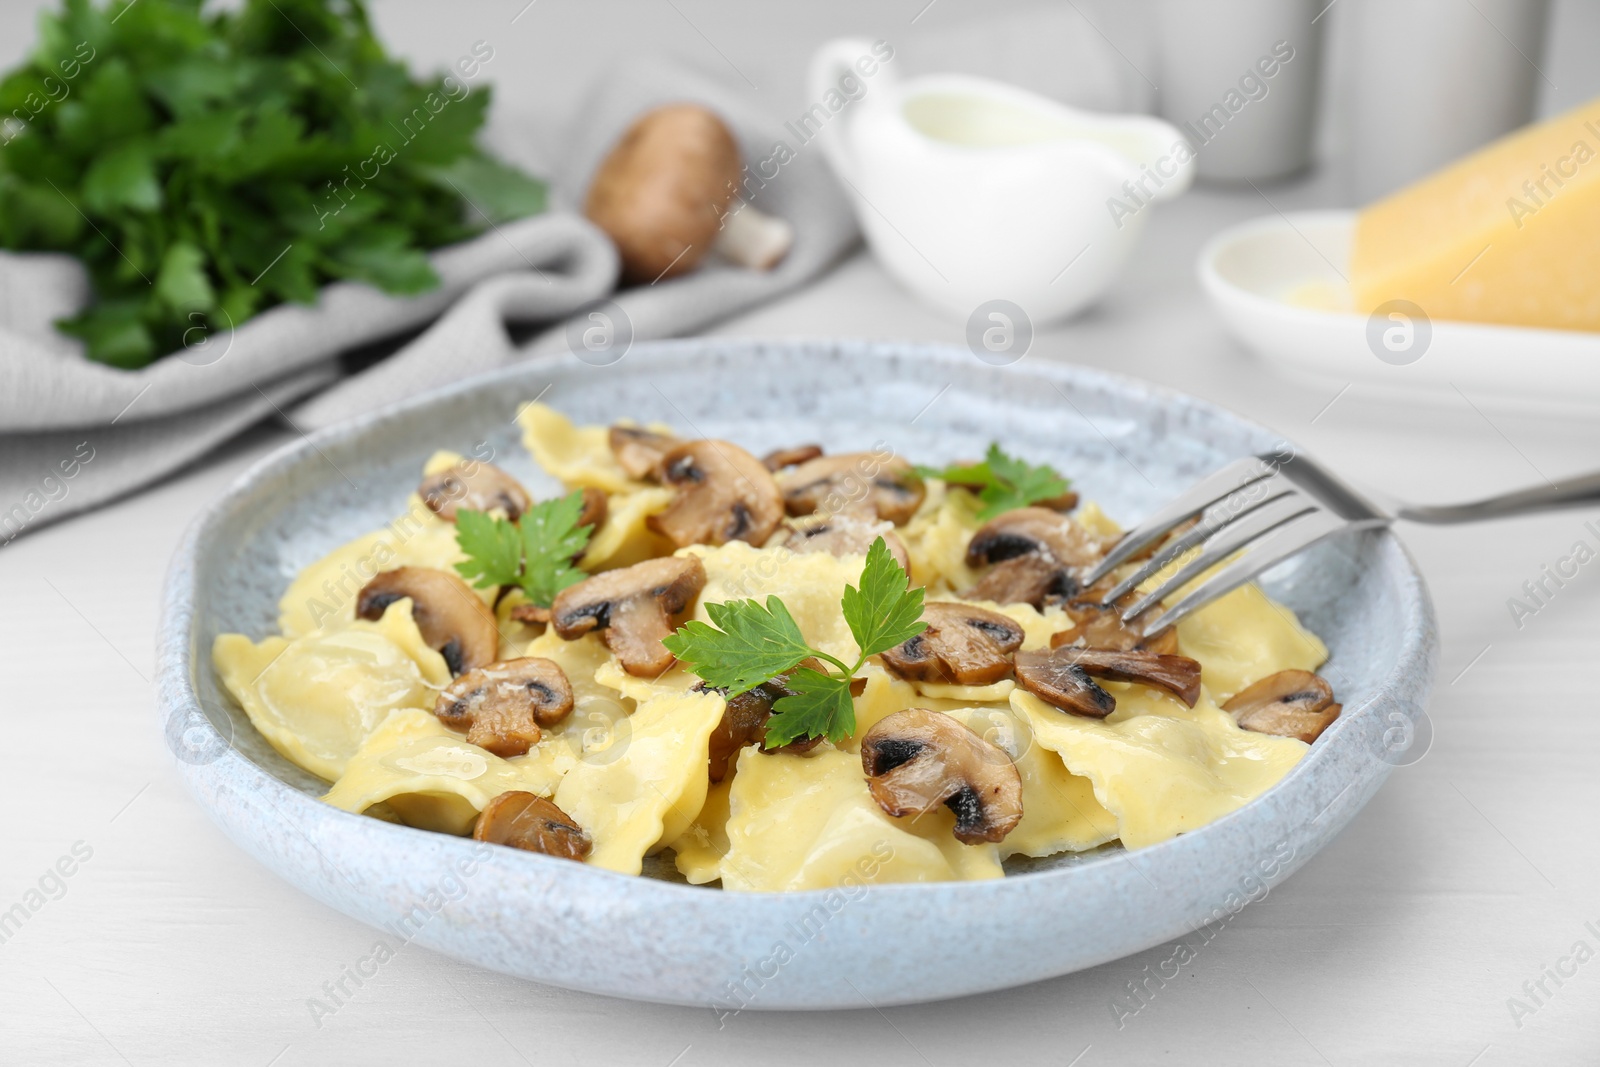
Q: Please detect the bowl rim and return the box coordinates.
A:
[156,337,1438,910]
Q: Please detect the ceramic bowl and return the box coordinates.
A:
[156,339,1437,1009]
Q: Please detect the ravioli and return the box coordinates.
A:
[1012,688,1307,849]
[554,690,725,875]
[899,481,984,592]
[213,601,449,781]
[1175,583,1328,702]
[518,402,668,494]
[582,486,675,571]
[720,747,1003,891]
[322,709,547,834]
[669,778,733,884]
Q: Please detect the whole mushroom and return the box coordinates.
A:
[584,104,794,283]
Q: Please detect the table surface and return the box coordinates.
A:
[5,3,1600,1065]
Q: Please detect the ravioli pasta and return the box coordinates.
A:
[211,401,1340,893]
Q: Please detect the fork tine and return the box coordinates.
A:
[1097,474,1301,605]
[1079,456,1278,586]
[1116,493,1316,619]
[1132,510,1347,636]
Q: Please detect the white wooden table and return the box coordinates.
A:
[4,2,1599,1064]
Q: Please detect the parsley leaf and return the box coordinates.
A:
[453,509,522,590]
[664,536,928,746]
[661,597,813,696]
[518,491,593,608]
[841,536,926,659]
[453,491,595,608]
[766,669,856,747]
[915,443,1071,521]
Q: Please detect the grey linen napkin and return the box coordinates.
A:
[0,58,857,542]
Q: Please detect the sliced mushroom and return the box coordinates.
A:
[508,602,550,626]
[472,791,592,861]
[433,657,574,757]
[860,709,1023,844]
[776,453,926,525]
[1050,603,1180,655]
[761,444,824,471]
[879,602,1024,686]
[1223,670,1342,743]
[574,486,608,538]
[768,513,911,571]
[550,555,706,676]
[1013,649,1117,718]
[964,507,1106,607]
[356,567,499,675]
[647,440,784,548]
[609,424,680,481]
[699,677,822,781]
[418,460,532,522]
[1015,646,1203,716]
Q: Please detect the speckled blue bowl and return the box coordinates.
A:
[156,339,1436,1009]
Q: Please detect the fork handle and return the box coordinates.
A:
[1398,470,1600,524]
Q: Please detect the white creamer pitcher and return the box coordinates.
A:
[808,38,1195,326]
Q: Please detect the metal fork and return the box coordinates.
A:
[1080,450,1600,636]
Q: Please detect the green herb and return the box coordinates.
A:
[0,0,546,368]
[663,538,926,746]
[454,492,593,608]
[916,443,1071,521]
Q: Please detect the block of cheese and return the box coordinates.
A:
[1350,96,1600,332]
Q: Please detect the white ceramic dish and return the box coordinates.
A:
[157,339,1436,1008]
[1199,210,1600,409]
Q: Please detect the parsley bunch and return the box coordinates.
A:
[916,443,1071,521]
[0,0,545,367]
[454,492,594,608]
[663,538,926,747]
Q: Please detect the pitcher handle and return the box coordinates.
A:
[805,38,895,186]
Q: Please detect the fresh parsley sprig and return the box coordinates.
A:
[454,491,594,608]
[916,443,1071,521]
[662,537,926,747]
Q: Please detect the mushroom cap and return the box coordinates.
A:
[356,566,499,675]
[1013,649,1117,718]
[878,602,1025,686]
[550,555,707,676]
[1016,646,1203,715]
[1223,669,1341,743]
[963,507,1107,607]
[647,439,785,548]
[776,452,926,525]
[583,103,741,284]
[768,513,911,571]
[608,424,681,482]
[860,708,1023,844]
[472,791,592,861]
[418,460,532,522]
[434,657,575,757]
[1050,603,1180,655]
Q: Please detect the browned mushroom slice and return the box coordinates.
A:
[761,444,824,471]
[1050,603,1180,655]
[768,514,911,571]
[1223,670,1342,743]
[508,602,550,626]
[647,440,785,548]
[776,453,926,525]
[418,461,532,522]
[879,603,1025,686]
[551,556,706,676]
[1015,646,1202,715]
[472,791,592,861]
[575,487,608,538]
[1013,649,1118,718]
[963,507,1106,607]
[356,567,499,675]
[860,709,1023,844]
[608,424,680,481]
[433,657,574,757]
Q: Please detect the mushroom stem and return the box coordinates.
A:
[713,201,793,271]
